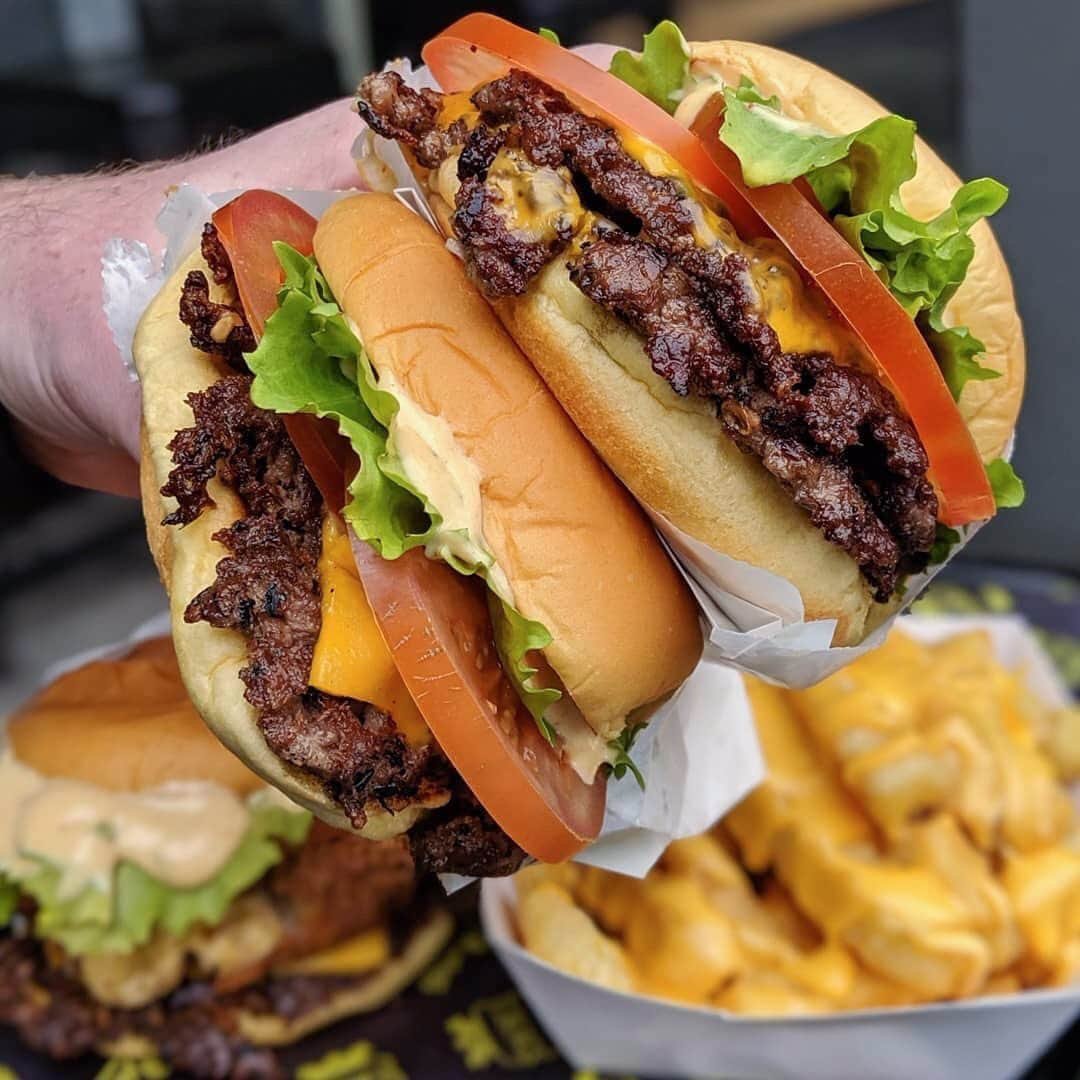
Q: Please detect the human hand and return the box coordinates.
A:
[0,43,618,498]
[0,98,362,497]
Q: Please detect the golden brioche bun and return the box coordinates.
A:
[98,906,452,1059]
[134,251,446,840]
[486,41,1023,645]
[314,194,702,738]
[7,637,263,796]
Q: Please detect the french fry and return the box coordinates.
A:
[715,971,832,1016]
[514,861,581,898]
[516,880,636,993]
[726,680,871,872]
[895,815,1023,971]
[773,827,992,999]
[840,962,925,1010]
[1000,847,1080,983]
[624,876,741,1004]
[575,865,641,936]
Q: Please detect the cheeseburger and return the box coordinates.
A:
[0,638,451,1077]
[357,16,1025,645]
[135,187,702,876]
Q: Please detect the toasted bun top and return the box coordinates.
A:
[7,637,265,795]
[314,194,702,736]
[676,41,1024,461]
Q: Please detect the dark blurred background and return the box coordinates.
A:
[0,0,1074,707]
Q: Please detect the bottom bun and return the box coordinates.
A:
[496,255,891,646]
[134,252,449,836]
[97,907,453,1058]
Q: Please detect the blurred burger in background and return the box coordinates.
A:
[0,637,451,1078]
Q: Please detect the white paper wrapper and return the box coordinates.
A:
[481,614,1079,1080]
[579,657,762,877]
[443,657,762,890]
[652,509,983,688]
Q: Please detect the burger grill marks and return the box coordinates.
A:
[0,824,421,1079]
[357,70,939,598]
[171,240,525,877]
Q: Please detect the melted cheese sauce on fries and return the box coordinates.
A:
[516,627,1080,1013]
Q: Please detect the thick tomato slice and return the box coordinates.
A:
[214,189,606,860]
[212,190,318,337]
[350,539,606,862]
[422,16,993,525]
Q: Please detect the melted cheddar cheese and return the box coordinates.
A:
[273,924,391,977]
[309,514,430,747]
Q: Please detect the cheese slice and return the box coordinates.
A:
[273,925,391,977]
[309,515,430,746]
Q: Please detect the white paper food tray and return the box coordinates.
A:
[480,614,1080,1080]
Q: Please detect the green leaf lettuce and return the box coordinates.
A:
[0,875,17,927]
[986,458,1025,508]
[717,78,1023,506]
[609,20,690,114]
[488,595,560,743]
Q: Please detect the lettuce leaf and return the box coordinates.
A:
[609,20,690,114]
[7,796,310,956]
[538,27,560,45]
[928,523,962,565]
[488,595,560,743]
[987,458,1026,508]
[248,245,431,561]
[924,323,1001,402]
[0,875,17,927]
[248,245,563,729]
[719,79,1008,329]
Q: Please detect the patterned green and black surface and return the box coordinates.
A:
[2,563,1079,1080]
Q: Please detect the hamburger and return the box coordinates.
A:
[135,187,702,876]
[356,16,1025,646]
[0,637,452,1078]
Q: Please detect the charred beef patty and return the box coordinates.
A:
[169,233,524,877]
[179,224,256,364]
[0,823,423,1078]
[357,70,938,599]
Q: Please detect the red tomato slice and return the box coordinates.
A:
[690,97,994,525]
[422,16,993,525]
[212,190,318,337]
[214,189,606,860]
[422,13,767,240]
[213,192,350,510]
[350,538,606,862]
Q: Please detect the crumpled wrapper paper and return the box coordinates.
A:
[101,179,764,881]
[658,510,980,687]
[481,614,1080,1080]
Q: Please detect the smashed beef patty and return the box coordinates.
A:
[357,69,938,599]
